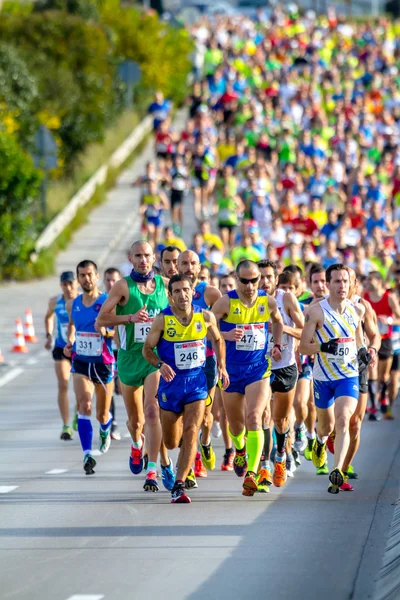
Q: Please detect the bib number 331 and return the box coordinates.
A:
[76,332,102,357]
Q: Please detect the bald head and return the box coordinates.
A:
[130,240,155,274]
[178,250,201,284]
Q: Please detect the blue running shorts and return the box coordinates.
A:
[158,372,208,414]
[313,377,359,409]
[225,358,272,395]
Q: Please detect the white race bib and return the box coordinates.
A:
[172,178,186,191]
[268,332,288,353]
[134,319,154,343]
[76,331,102,357]
[60,323,68,343]
[218,208,233,222]
[327,337,357,365]
[236,324,265,351]
[174,340,206,370]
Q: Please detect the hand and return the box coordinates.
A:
[131,304,149,324]
[270,345,282,362]
[44,335,52,350]
[63,342,73,358]
[218,366,230,390]
[367,346,377,367]
[358,346,372,368]
[320,338,340,355]
[226,328,244,342]
[160,363,176,382]
[94,320,106,336]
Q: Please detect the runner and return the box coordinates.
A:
[389,269,400,420]
[97,241,175,492]
[178,250,222,479]
[44,271,78,440]
[143,273,229,503]
[64,260,115,475]
[139,180,169,247]
[160,246,181,280]
[259,262,304,487]
[212,259,284,496]
[299,264,364,494]
[103,267,122,441]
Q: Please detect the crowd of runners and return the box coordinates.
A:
[44,6,400,503]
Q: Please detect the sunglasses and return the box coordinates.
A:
[238,276,260,285]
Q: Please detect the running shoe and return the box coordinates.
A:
[185,468,198,489]
[292,448,302,467]
[60,425,73,441]
[380,396,389,414]
[143,471,159,492]
[200,434,216,470]
[221,448,234,471]
[129,434,145,475]
[316,460,329,475]
[312,438,327,468]
[293,423,307,454]
[327,432,335,455]
[257,467,272,493]
[347,465,358,480]
[161,458,175,491]
[83,453,96,475]
[304,437,314,461]
[328,468,344,494]
[143,452,148,472]
[233,447,247,478]
[286,452,296,478]
[384,407,394,420]
[171,482,191,504]
[110,421,121,441]
[273,455,287,487]
[368,407,381,421]
[99,429,111,454]
[340,474,354,492]
[212,421,222,438]
[194,455,207,478]
[72,413,78,431]
[242,471,258,497]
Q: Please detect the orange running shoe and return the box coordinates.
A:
[273,457,287,487]
[221,449,234,471]
[194,456,207,478]
[258,466,273,486]
[242,472,258,497]
[327,432,335,455]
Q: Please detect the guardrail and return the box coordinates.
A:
[35,115,153,253]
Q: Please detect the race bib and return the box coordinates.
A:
[60,323,68,343]
[268,332,288,353]
[146,206,159,218]
[76,331,102,357]
[327,337,356,365]
[218,209,233,222]
[236,324,265,351]
[172,178,186,191]
[174,340,206,370]
[134,319,154,343]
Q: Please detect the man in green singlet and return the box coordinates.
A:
[97,241,175,493]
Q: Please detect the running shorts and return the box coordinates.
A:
[271,363,298,393]
[224,358,272,395]
[72,358,114,385]
[313,377,359,409]
[146,215,162,228]
[205,353,218,390]
[158,372,208,413]
[378,338,393,360]
[391,353,400,372]
[52,346,71,363]
[298,362,312,381]
[117,351,157,387]
[171,189,184,208]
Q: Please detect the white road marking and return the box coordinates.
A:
[91,450,102,456]
[66,596,104,600]
[46,469,68,475]
[0,367,24,388]
[26,357,38,366]
[0,486,18,494]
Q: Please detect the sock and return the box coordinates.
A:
[261,427,271,462]
[317,435,328,445]
[147,461,157,475]
[226,447,234,454]
[132,436,143,450]
[246,430,264,473]
[379,381,388,402]
[228,426,246,450]
[368,379,377,409]
[78,414,93,454]
[275,428,289,455]
[110,396,115,421]
[100,412,113,433]
[306,430,316,440]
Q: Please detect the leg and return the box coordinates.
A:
[333,395,358,471]
[316,405,335,439]
[201,386,215,446]
[143,371,163,466]
[54,360,71,427]
[378,357,393,412]
[160,409,183,450]
[222,390,246,441]
[73,373,94,455]
[294,378,309,426]
[121,382,145,444]
[177,400,205,481]
[305,384,317,436]
[244,378,270,473]
[342,392,368,473]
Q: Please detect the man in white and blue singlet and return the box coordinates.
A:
[299,264,365,494]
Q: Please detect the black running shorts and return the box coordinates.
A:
[271,364,298,393]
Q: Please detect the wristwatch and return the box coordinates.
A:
[156,361,164,369]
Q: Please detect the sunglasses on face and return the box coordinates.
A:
[238,276,260,285]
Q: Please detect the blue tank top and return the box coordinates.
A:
[193,281,209,309]
[54,295,69,348]
[220,290,270,365]
[157,306,207,376]
[71,293,114,364]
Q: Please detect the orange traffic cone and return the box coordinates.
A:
[24,308,37,343]
[12,319,28,353]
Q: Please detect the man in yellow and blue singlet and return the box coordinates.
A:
[212,260,284,497]
[143,274,229,504]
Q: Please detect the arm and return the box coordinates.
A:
[389,293,400,323]
[63,299,75,358]
[204,310,229,389]
[283,292,304,340]
[44,296,57,350]
[159,191,170,210]
[299,305,324,355]
[268,295,283,362]
[205,284,222,308]
[142,315,176,382]
[96,279,148,327]
[361,299,380,364]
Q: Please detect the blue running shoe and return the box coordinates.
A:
[129,434,145,475]
[161,458,175,491]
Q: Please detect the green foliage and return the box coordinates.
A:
[33,0,99,20]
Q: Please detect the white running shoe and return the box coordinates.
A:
[212,421,222,438]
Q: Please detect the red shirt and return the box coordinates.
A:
[290,216,319,237]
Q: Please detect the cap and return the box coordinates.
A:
[60,271,76,283]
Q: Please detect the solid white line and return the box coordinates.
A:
[0,486,18,494]
[46,469,68,475]
[26,357,38,366]
[67,596,104,600]
[0,367,24,388]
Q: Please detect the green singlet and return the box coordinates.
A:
[116,274,168,387]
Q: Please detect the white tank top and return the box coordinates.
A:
[313,298,359,382]
[268,289,296,370]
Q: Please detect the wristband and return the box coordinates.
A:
[368,346,377,353]
[273,344,281,351]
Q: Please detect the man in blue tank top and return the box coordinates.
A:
[64,260,115,476]
[143,274,229,504]
[44,271,78,441]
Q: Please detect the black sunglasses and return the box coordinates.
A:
[238,276,260,285]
